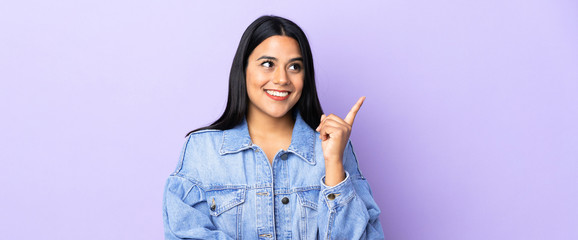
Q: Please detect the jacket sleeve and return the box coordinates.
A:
[163,174,235,240]
[317,141,385,240]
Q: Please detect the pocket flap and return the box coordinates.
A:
[205,187,246,216]
[296,188,319,210]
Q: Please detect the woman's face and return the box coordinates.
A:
[245,35,304,119]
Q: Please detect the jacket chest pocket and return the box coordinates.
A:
[296,188,320,240]
[204,186,247,238]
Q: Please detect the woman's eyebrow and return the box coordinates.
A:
[257,56,276,61]
[289,57,303,62]
[256,56,303,62]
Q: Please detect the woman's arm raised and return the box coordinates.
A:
[315,97,385,239]
[316,96,366,186]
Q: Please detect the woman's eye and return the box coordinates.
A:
[289,64,302,71]
[261,61,273,68]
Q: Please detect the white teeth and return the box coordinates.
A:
[266,90,289,97]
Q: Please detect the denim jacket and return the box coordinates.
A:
[163,113,385,239]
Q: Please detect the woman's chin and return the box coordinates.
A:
[262,106,295,119]
[248,103,295,119]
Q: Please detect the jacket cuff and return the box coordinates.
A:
[320,171,356,209]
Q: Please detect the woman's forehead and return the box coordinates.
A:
[250,36,302,60]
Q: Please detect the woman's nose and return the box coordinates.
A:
[272,67,289,85]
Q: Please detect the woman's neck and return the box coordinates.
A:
[246,109,295,143]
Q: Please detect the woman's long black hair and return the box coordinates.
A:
[186,15,323,137]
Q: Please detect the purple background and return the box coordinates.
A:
[1,1,577,239]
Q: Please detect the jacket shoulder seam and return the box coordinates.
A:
[169,173,204,200]
[187,129,222,136]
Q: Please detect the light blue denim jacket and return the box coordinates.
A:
[163,113,384,239]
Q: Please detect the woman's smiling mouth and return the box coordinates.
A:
[265,89,291,100]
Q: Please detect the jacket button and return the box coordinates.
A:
[281,153,288,160]
[327,193,336,200]
[281,197,289,204]
[210,198,216,211]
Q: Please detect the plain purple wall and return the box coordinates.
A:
[1,1,577,239]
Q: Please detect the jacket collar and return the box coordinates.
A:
[220,112,316,165]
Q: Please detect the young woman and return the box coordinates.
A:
[163,15,384,240]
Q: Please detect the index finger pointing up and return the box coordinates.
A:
[344,96,366,125]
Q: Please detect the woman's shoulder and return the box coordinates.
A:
[187,128,223,137]
[173,129,225,176]
[184,129,224,148]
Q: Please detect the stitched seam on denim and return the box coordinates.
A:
[300,203,307,239]
[265,186,321,195]
[322,178,353,210]
[287,149,315,165]
[274,188,292,195]
[294,186,321,192]
[207,189,246,216]
[175,135,193,174]
[221,147,252,155]
[296,192,318,210]
[172,173,202,186]
[326,209,335,240]
[220,131,251,154]
[182,184,198,202]
[283,190,293,239]
[253,183,274,189]
[350,174,365,180]
[321,171,350,194]
[329,184,355,208]
[247,185,275,191]
[322,196,330,211]
[348,140,365,178]
[220,129,252,154]
[268,157,277,239]
[170,175,200,200]
[204,185,247,191]
[212,203,242,216]
[220,130,227,154]
[295,187,321,210]
[335,191,356,208]
[236,200,243,240]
